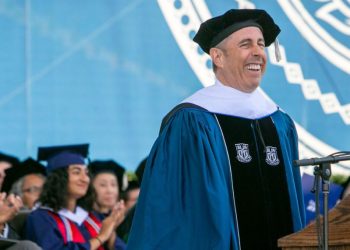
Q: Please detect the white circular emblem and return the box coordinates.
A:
[278,0,350,74]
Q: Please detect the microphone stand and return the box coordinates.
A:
[294,153,350,250]
[312,162,331,250]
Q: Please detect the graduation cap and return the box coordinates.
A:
[0,152,20,167]
[0,152,20,192]
[2,157,46,193]
[125,180,140,193]
[89,160,127,191]
[135,157,147,185]
[37,144,89,173]
[193,9,281,59]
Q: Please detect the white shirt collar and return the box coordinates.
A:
[58,206,88,226]
[182,79,277,119]
[0,223,9,238]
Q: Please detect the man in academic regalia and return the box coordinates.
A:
[0,154,41,250]
[4,158,46,210]
[127,9,306,250]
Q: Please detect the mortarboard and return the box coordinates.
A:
[193,9,281,55]
[125,180,140,193]
[135,157,147,185]
[2,157,46,193]
[0,152,20,167]
[37,144,89,173]
[89,160,126,191]
[0,152,20,192]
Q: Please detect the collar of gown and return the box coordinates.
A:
[182,79,278,119]
[58,206,89,226]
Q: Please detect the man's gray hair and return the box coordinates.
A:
[9,173,46,197]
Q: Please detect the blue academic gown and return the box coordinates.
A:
[126,107,305,250]
[25,208,92,250]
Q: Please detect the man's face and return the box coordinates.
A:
[21,174,45,209]
[213,26,267,92]
[125,188,140,211]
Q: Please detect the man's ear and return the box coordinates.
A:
[209,47,224,69]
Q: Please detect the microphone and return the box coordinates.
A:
[294,154,350,166]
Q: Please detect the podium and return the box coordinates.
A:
[278,195,350,250]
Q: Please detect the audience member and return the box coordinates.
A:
[116,157,146,243]
[122,181,139,213]
[0,192,41,250]
[89,160,127,250]
[0,193,23,239]
[5,158,46,210]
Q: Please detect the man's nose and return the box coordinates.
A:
[252,44,264,57]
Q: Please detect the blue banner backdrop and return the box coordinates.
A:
[0,0,349,172]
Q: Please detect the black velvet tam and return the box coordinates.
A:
[193,9,280,54]
[2,158,46,193]
[89,160,126,191]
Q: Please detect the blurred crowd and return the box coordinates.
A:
[0,145,146,250]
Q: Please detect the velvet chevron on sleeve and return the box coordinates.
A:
[127,108,238,250]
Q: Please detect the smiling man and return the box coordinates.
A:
[127,9,306,250]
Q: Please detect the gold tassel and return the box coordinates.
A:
[274,39,281,62]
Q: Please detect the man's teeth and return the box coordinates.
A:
[247,64,261,70]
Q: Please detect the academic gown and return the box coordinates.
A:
[127,81,306,250]
[25,207,93,250]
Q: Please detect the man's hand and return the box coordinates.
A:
[0,192,23,225]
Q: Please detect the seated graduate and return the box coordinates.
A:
[89,160,127,250]
[24,144,124,250]
[122,157,147,213]
[122,180,139,213]
[4,158,46,210]
[116,157,146,244]
[0,192,42,250]
[0,152,21,240]
[0,153,41,250]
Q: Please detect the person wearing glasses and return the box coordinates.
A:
[6,158,46,210]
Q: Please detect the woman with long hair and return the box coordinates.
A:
[89,160,126,250]
[25,145,124,250]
